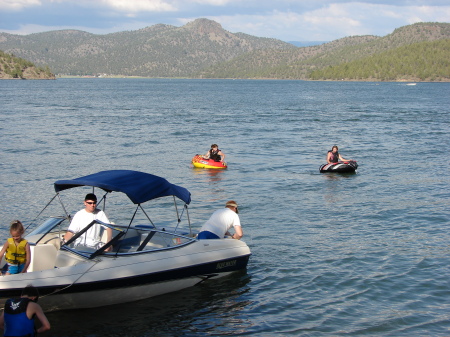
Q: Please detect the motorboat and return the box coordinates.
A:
[0,170,250,311]
[319,161,358,173]
[192,154,227,169]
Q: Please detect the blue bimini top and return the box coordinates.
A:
[54,170,191,205]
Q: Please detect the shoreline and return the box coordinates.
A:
[55,75,450,82]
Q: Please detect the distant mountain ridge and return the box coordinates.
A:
[197,22,450,81]
[0,19,449,81]
[0,18,293,77]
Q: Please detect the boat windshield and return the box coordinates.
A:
[26,217,68,246]
[27,217,67,237]
[61,219,196,259]
[62,219,125,258]
[114,229,194,254]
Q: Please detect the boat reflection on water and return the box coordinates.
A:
[192,166,225,182]
[46,270,252,336]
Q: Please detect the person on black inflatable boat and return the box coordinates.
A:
[327,145,352,163]
[202,144,226,162]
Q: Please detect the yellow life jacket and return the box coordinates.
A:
[5,238,28,265]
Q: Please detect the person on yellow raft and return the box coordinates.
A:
[202,144,226,163]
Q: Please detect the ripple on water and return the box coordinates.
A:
[1,79,450,336]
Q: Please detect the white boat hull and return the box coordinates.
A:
[0,170,251,311]
[0,239,250,311]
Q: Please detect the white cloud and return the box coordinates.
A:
[0,0,178,12]
[0,1,449,40]
[404,5,450,23]
[0,22,152,35]
[0,0,41,11]
[189,0,237,5]
[205,3,450,41]
[0,23,71,35]
[99,0,177,12]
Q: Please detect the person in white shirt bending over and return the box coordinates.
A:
[197,200,243,240]
[63,193,112,250]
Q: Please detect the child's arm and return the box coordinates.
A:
[22,242,31,273]
[0,241,10,263]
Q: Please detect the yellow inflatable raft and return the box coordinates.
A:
[192,155,227,169]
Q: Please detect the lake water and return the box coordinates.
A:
[1,79,449,336]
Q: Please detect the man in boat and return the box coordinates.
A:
[202,144,226,162]
[197,200,243,240]
[0,285,51,336]
[63,193,113,250]
[327,145,352,163]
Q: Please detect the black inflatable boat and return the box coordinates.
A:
[319,161,358,173]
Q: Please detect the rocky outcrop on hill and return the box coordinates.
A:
[0,50,55,79]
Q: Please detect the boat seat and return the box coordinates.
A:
[115,235,141,253]
[38,233,62,250]
[28,244,58,272]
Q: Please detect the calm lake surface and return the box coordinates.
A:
[1,79,449,336]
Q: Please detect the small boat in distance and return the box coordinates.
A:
[406,83,417,86]
[0,170,250,311]
[320,161,358,173]
[192,154,227,169]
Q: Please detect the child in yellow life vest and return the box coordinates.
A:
[0,220,31,275]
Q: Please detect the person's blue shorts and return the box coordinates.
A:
[7,264,25,274]
[197,231,220,239]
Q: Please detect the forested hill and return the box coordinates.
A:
[198,22,450,81]
[0,18,294,77]
[309,39,450,81]
[0,20,449,81]
[0,50,55,79]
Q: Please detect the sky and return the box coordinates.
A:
[0,0,449,42]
